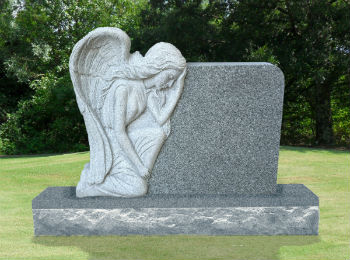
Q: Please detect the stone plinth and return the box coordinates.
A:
[32,185,319,236]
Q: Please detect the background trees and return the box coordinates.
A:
[0,0,349,154]
[0,0,146,153]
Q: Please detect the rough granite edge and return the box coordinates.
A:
[33,206,319,236]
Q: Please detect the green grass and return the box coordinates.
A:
[0,146,349,260]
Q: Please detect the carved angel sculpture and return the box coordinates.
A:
[69,27,187,197]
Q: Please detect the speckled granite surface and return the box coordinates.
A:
[33,206,319,236]
[32,185,318,209]
[32,184,319,235]
[149,63,284,195]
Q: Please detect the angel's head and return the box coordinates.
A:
[107,42,186,90]
[143,42,186,90]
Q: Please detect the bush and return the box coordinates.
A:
[0,74,88,154]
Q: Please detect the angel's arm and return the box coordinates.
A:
[113,86,149,178]
[148,69,187,126]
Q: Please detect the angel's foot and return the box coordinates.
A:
[138,165,150,180]
[76,181,106,198]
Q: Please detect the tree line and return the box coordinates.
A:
[0,0,349,154]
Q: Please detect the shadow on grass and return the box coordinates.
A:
[280,145,349,154]
[33,235,319,260]
[0,151,89,159]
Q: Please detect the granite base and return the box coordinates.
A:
[32,184,319,236]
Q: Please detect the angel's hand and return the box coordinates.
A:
[147,92,162,124]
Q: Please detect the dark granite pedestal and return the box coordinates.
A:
[32,184,319,236]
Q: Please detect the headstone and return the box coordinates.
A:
[149,62,284,195]
[32,28,319,235]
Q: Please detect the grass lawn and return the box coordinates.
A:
[0,146,349,260]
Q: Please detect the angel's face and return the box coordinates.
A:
[153,69,181,90]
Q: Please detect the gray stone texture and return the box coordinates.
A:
[32,185,318,209]
[32,185,319,235]
[33,206,319,236]
[32,62,320,236]
[149,62,284,195]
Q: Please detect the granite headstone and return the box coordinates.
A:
[32,28,319,236]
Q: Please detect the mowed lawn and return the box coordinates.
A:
[0,146,349,260]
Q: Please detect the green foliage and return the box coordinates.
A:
[1,0,146,82]
[246,45,280,65]
[130,0,225,61]
[136,0,350,146]
[0,0,349,154]
[0,0,146,154]
[331,76,350,146]
[0,74,88,154]
[0,0,32,124]
[281,96,315,146]
[232,0,349,146]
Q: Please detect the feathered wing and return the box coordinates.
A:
[69,27,131,185]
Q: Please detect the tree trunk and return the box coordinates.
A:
[314,83,334,146]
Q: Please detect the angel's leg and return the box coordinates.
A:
[76,126,165,198]
[129,126,166,172]
[76,155,148,198]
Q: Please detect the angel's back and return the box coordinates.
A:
[102,79,147,131]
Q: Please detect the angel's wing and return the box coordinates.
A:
[69,27,131,185]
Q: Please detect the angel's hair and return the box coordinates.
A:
[108,42,186,81]
[144,42,186,73]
